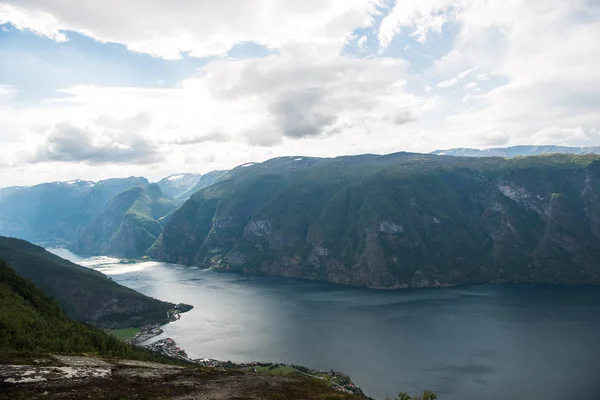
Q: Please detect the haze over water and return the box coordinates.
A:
[51,248,600,400]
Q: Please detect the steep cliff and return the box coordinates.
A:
[150,153,600,288]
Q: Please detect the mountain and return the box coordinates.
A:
[0,177,149,244]
[0,236,178,328]
[156,173,202,198]
[0,259,164,360]
[431,145,600,158]
[71,184,178,258]
[150,152,600,288]
[177,170,229,199]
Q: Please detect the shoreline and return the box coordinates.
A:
[128,312,368,397]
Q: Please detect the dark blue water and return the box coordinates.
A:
[50,248,600,400]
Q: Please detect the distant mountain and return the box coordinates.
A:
[71,184,178,258]
[156,173,202,198]
[431,145,600,157]
[0,177,148,244]
[150,152,600,288]
[0,236,177,328]
[177,170,229,199]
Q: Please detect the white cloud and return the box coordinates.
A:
[436,78,458,88]
[378,0,458,50]
[421,0,600,150]
[357,35,368,48]
[0,3,67,42]
[456,67,476,80]
[0,0,384,59]
[0,84,17,101]
[1,0,600,186]
[0,43,427,185]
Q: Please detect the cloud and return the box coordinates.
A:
[167,132,231,145]
[197,44,417,145]
[31,120,162,165]
[0,0,384,59]
[436,78,458,88]
[2,0,600,187]
[268,88,337,139]
[0,84,17,102]
[0,3,67,42]
[392,110,416,125]
[456,67,476,80]
[357,35,368,48]
[433,0,600,148]
[378,0,457,50]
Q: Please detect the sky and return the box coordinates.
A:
[0,0,599,186]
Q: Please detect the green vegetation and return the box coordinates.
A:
[0,260,173,362]
[0,236,176,328]
[152,153,600,288]
[108,327,140,341]
[386,391,438,400]
[253,365,300,376]
[71,183,178,257]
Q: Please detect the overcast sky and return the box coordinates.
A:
[1,0,599,186]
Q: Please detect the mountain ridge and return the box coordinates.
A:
[150,152,600,288]
[431,145,600,158]
[0,236,180,328]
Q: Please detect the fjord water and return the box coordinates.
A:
[50,248,600,400]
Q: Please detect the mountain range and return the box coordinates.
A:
[2,145,600,289]
[0,172,218,256]
[151,152,600,288]
[431,145,600,157]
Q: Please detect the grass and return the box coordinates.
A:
[108,328,140,341]
[253,365,300,376]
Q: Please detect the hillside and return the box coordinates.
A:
[0,260,165,361]
[431,145,600,158]
[0,177,149,244]
[177,170,229,199]
[70,184,178,258]
[0,236,180,328]
[0,259,370,400]
[150,152,600,288]
[157,173,202,198]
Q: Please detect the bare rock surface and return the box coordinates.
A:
[0,355,366,400]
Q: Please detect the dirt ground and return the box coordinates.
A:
[0,355,367,400]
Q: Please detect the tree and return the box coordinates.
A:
[386,390,438,400]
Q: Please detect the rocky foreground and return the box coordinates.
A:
[0,355,369,400]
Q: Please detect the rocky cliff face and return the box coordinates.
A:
[150,153,600,288]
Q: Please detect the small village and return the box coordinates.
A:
[145,338,190,361]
